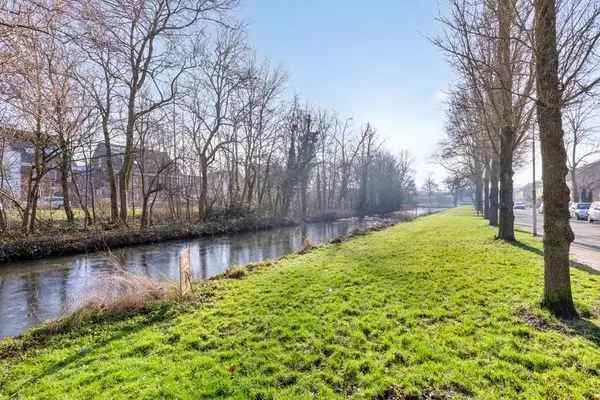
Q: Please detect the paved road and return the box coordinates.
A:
[513,209,600,271]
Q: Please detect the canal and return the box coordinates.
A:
[0,210,432,337]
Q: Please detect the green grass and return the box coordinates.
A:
[1,208,599,399]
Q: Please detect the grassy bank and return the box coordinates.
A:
[1,208,599,399]
[0,215,295,264]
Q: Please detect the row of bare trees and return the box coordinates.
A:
[436,0,600,318]
[0,0,417,235]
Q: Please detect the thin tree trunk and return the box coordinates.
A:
[60,157,75,224]
[140,195,150,230]
[70,167,92,226]
[475,172,483,215]
[101,119,119,223]
[300,175,308,221]
[484,164,490,219]
[0,205,6,232]
[29,189,39,234]
[119,114,136,224]
[489,159,499,226]
[199,155,208,220]
[534,0,576,318]
[570,166,579,202]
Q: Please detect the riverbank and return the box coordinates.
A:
[0,209,420,264]
[0,215,298,264]
[1,209,599,398]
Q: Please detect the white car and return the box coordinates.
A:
[588,202,600,223]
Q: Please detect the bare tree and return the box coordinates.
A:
[435,0,535,239]
[356,123,376,216]
[76,0,237,224]
[183,28,247,219]
[563,99,600,201]
[0,0,418,236]
[534,0,577,318]
[423,175,439,210]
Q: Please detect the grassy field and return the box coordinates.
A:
[1,208,599,399]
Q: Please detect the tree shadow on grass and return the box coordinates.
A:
[7,304,174,397]
[510,240,544,258]
[510,240,599,276]
[564,318,600,347]
[511,241,600,347]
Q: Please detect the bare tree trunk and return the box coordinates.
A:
[21,175,34,233]
[498,127,515,240]
[101,120,119,223]
[59,157,75,223]
[337,172,349,209]
[29,190,39,234]
[358,163,368,216]
[90,177,96,224]
[118,173,128,224]
[22,144,43,234]
[140,194,150,230]
[0,205,6,232]
[489,159,499,226]
[474,174,483,215]
[534,0,576,318]
[198,155,208,220]
[497,0,515,241]
[300,175,308,221]
[484,164,490,219]
[70,168,92,226]
[474,158,483,215]
[570,139,579,202]
[119,109,136,224]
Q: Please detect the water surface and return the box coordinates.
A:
[0,210,430,337]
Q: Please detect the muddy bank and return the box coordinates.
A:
[0,216,296,264]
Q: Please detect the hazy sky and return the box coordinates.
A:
[237,1,453,187]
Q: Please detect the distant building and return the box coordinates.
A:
[0,130,62,201]
[91,142,181,203]
[572,160,600,202]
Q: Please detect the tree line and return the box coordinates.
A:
[0,0,417,234]
[435,0,600,318]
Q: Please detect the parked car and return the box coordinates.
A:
[570,202,591,220]
[39,196,64,210]
[589,201,600,223]
[513,202,526,210]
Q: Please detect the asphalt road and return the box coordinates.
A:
[513,209,600,271]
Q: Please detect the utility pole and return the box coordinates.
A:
[532,128,537,236]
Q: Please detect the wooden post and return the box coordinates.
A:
[179,246,192,296]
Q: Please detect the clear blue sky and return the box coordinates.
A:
[237,1,453,187]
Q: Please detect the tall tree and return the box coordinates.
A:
[77,0,237,224]
[534,0,577,318]
[497,0,516,241]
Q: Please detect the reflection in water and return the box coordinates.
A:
[0,211,428,337]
